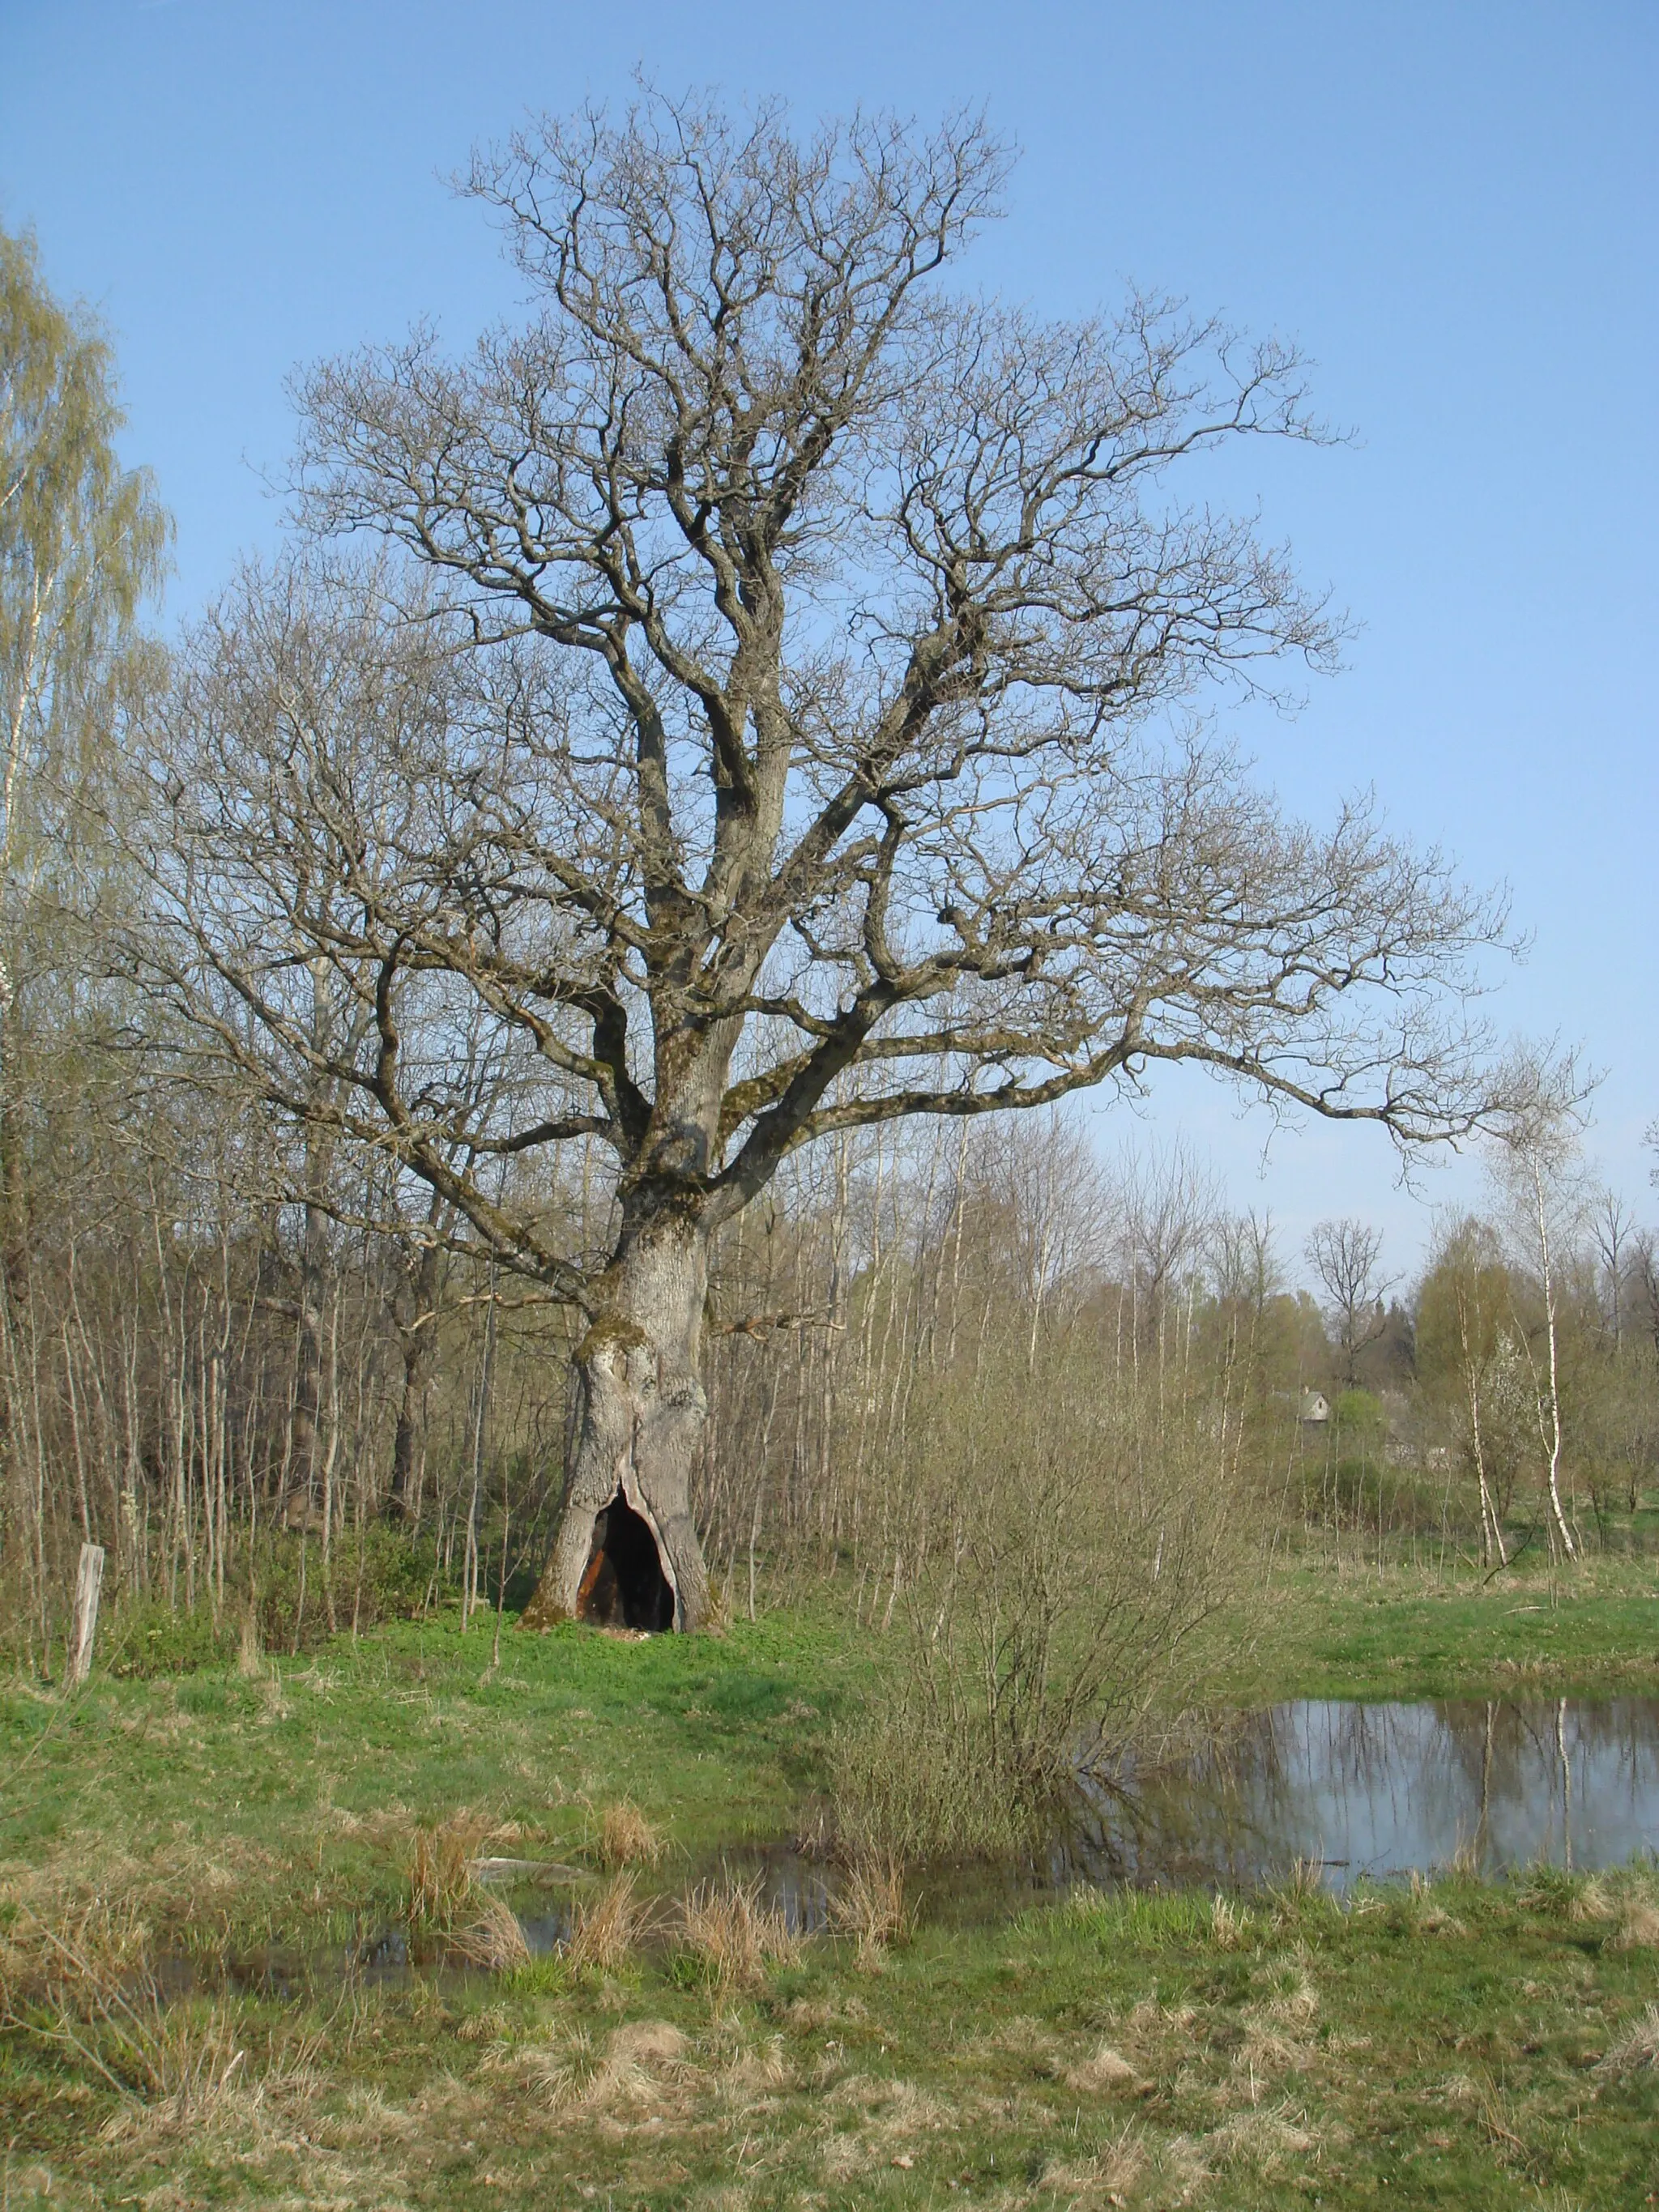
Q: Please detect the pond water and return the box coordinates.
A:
[1075,1695,1659,1894]
[586,1695,1659,1935]
[167,1696,1659,1995]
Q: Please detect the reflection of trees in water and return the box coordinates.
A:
[1069,1698,1659,1890]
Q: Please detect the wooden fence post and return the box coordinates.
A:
[67,1542,105,1686]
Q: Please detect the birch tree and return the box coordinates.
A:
[0,224,167,1230]
[1489,1055,1589,1562]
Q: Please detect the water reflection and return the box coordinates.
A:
[1081,1697,1659,1892]
[151,1698,1659,2000]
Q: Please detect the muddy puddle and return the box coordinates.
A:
[156,1695,1659,1993]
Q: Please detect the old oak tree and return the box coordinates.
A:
[134,94,1508,1628]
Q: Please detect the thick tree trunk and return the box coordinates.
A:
[522,1216,712,1633]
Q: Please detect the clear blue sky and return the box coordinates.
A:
[2,0,1654,1279]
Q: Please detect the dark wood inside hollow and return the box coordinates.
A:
[576,1494,675,1631]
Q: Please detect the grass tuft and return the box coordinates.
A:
[524,2018,691,2112]
[1599,2002,1659,2073]
[1062,2039,1152,2096]
[1609,1899,1659,1950]
[595,1796,665,1869]
[407,1813,488,1933]
[674,1869,803,1988]
[830,1850,909,1963]
[1209,1891,1252,1949]
[566,1868,654,1975]
[450,1890,532,1972]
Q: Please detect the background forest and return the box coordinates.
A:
[2,180,1656,1698]
[9,1032,1658,1677]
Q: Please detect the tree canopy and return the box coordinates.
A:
[134,94,1512,1294]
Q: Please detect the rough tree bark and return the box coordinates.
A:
[522,1214,711,1629]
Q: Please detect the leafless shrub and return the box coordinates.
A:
[831,1334,1244,1860]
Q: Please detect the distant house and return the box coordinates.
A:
[1299,1390,1332,1426]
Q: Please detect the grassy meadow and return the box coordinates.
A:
[3,1556,1659,2209]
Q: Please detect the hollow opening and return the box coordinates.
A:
[576,1493,675,1631]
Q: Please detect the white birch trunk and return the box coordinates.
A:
[67,1541,104,1685]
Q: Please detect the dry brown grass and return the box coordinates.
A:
[1609,1901,1659,1950]
[830,1851,909,1963]
[1252,1963,1320,2026]
[675,1870,803,1988]
[822,2070,949,2141]
[407,1813,489,1932]
[1209,1894,1251,1950]
[1566,1874,1615,1924]
[0,1890,154,2021]
[523,2018,693,2114]
[1270,1859,1327,1917]
[95,2005,254,2137]
[1040,2125,1149,2206]
[714,2030,792,2106]
[1416,1900,1469,1936]
[1207,2100,1318,2175]
[1062,2040,1153,2097]
[0,1885,285,2133]
[0,1830,274,1971]
[403,1811,542,1966]
[566,1869,655,1974]
[595,1797,666,1870]
[1598,2003,1659,2073]
[448,1890,532,1972]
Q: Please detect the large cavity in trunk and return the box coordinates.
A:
[576,1494,676,1631]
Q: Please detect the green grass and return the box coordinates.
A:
[1230,1550,1659,1703]
[0,1609,858,1912]
[5,1863,1658,2208]
[6,1554,1659,2206]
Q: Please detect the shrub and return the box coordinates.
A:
[254,1526,454,1652]
[830,1344,1244,1861]
[105,1599,236,1680]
